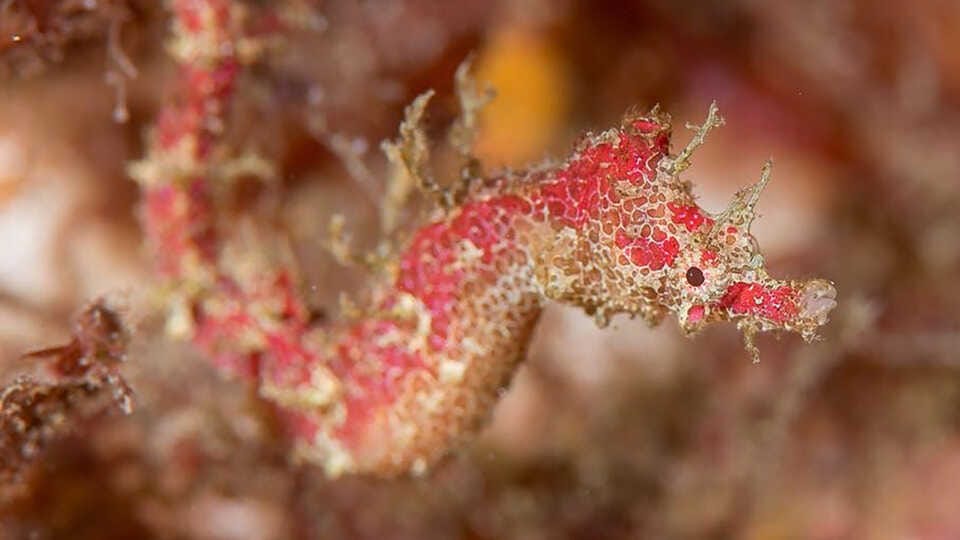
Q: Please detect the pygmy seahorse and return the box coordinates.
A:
[271,103,837,476]
[134,0,836,478]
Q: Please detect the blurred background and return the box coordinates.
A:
[1,0,959,538]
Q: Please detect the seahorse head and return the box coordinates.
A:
[538,105,837,358]
[658,160,837,348]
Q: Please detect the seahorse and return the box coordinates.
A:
[132,0,837,477]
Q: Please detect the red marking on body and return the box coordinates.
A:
[280,194,531,449]
[687,305,705,325]
[328,320,427,445]
[616,122,670,184]
[173,0,206,32]
[184,62,240,104]
[156,108,197,150]
[615,228,680,270]
[190,270,314,382]
[539,123,669,229]
[283,410,322,448]
[668,202,714,232]
[397,224,458,352]
[174,0,231,32]
[194,312,261,377]
[540,166,613,228]
[397,196,528,351]
[701,250,719,266]
[720,282,799,323]
[143,182,218,277]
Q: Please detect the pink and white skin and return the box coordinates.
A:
[136,0,837,477]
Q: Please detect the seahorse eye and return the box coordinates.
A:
[686,266,705,287]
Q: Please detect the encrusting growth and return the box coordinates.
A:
[133,0,837,477]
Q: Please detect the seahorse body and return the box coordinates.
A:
[136,0,836,477]
[244,111,833,476]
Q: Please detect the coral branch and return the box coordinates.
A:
[134,2,837,477]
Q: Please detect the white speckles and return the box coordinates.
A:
[454,238,484,266]
[462,336,487,356]
[259,366,341,410]
[440,360,467,383]
[299,432,354,479]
